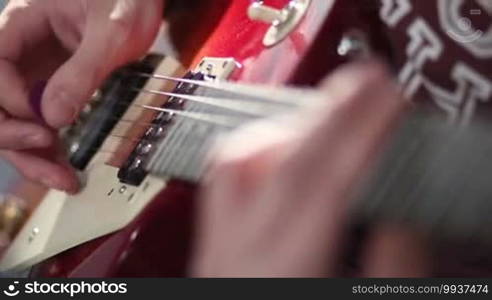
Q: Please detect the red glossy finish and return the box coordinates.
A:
[32,0,387,277]
[191,0,337,85]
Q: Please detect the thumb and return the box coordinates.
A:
[41,26,131,128]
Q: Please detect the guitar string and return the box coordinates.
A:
[100,83,306,133]
[133,86,302,107]
[84,75,320,147]
[134,88,295,116]
[111,99,261,125]
[132,72,313,105]
[83,100,263,157]
[82,90,304,157]
[74,80,317,158]
[85,102,245,150]
[78,103,240,156]
[135,104,242,127]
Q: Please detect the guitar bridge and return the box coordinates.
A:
[117,57,239,186]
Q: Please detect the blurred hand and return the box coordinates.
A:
[191,62,430,277]
[0,0,164,192]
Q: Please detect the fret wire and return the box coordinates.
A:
[157,101,208,175]
[143,91,266,177]
[149,98,221,176]
[181,101,228,178]
[179,124,217,181]
[165,102,218,178]
[182,143,206,181]
[148,113,189,174]
[176,126,207,178]
[163,120,197,177]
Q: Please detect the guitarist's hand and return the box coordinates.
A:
[192,62,430,277]
[0,0,164,192]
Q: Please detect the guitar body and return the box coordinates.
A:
[18,0,387,277]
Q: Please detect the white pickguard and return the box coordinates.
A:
[0,165,166,272]
[0,51,184,273]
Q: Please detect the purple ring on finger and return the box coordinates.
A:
[29,80,47,121]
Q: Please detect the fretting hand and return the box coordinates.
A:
[191,62,430,277]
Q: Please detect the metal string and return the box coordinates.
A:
[74,77,319,163]
[134,88,296,116]
[133,72,319,105]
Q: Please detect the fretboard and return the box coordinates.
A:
[354,112,492,244]
[145,82,314,181]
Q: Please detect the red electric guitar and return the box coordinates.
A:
[0,0,389,277]
[1,0,491,277]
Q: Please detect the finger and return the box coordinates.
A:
[254,62,407,274]
[41,5,140,129]
[205,120,296,194]
[361,225,430,277]
[0,150,79,193]
[0,60,33,118]
[0,2,51,118]
[0,117,53,149]
[275,61,406,211]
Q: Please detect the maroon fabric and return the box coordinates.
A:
[381,0,491,124]
[379,0,492,276]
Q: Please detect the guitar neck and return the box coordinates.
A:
[354,112,492,244]
[145,85,492,245]
[95,55,492,246]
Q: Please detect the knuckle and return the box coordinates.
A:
[210,151,261,184]
[4,5,24,20]
[102,18,132,47]
[213,155,250,177]
[107,3,137,41]
[328,62,393,98]
[323,63,398,116]
[108,16,132,37]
